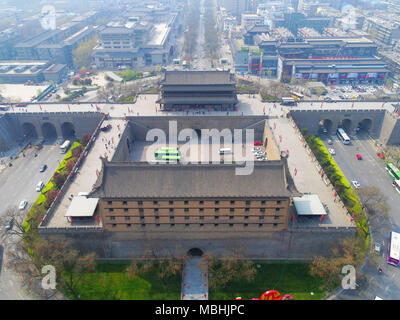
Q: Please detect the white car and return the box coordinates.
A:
[328,148,335,155]
[19,200,28,210]
[352,180,361,189]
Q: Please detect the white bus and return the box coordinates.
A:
[219,148,232,154]
[387,231,400,266]
[393,180,400,194]
[60,140,71,154]
[281,97,296,106]
[337,128,350,145]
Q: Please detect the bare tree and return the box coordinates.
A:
[0,207,30,245]
[355,186,391,233]
[385,146,400,168]
[356,186,389,215]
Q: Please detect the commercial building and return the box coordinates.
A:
[272,12,333,34]
[156,71,238,111]
[241,13,264,30]
[281,57,388,85]
[297,27,321,38]
[222,0,250,19]
[0,60,50,84]
[362,16,400,45]
[92,9,182,69]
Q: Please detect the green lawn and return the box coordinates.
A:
[209,261,326,300]
[62,261,326,300]
[63,262,181,300]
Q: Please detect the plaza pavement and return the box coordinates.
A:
[181,256,208,300]
[46,118,127,228]
[269,117,353,227]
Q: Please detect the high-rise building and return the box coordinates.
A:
[222,0,249,19]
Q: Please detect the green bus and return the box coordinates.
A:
[386,163,400,180]
[155,147,180,159]
[159,147,179,152]
[161,155,181,162]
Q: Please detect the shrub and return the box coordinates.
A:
[45,190,58,208]
[80,134,91,147]
[71,145,83,158]
[53,172,68,189]
[66,159,77,172]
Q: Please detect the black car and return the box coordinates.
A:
[100,124,112,132]
[40,164,47,172]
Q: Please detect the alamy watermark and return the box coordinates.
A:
[145,120,256,175]
[41,265,57,290]
[341,265,356,290]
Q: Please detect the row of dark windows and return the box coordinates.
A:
[109,215,281,221]
[107,200,282,206]
[111,223,280,228]
[108,207,281,214]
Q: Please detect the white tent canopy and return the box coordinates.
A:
[65,196,99,218]
[293,194,327,216]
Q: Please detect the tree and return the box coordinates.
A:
[385,145,400,168]
[80,134,91,147]
[7,236,96,299]
[356,186,389,215]
[309,238,363,291]
[53,172,68,189]
[205,251,257,289]
[72,36,98,69]
[355,186,390,231]
[45,190,58,208]
[71,145,83,158]
[0,207,29,243]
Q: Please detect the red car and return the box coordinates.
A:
[254,141,263,146]
[356,154,362,160]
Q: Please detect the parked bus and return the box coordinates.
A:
[337,128,350,145]
[386,163,400,181]
[281,97,297,106]
[290,91,304,101]
[60,140,71,154]
[161,155,181,162]
[387,231,400,266]
[219,148,232,154]
[155,148,179,159]
[393,180,400,194]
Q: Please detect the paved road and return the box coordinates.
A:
[321,132,400,299]
[0,140,64,212]
[0,139,64,300]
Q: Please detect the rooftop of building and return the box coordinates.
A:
[89,159,299,199]
[161,71,236,86]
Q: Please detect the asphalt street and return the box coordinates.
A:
[321,131,400,299]
[0,138,64,300]
[0,140,65,213]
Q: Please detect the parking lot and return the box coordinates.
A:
[322,84,392,101]
[127,141,269,163]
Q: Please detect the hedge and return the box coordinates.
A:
[23,141,83,233]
